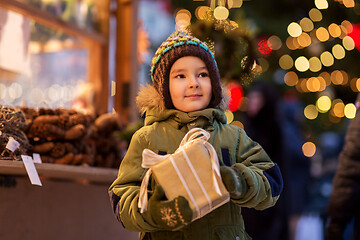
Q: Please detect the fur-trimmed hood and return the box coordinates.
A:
[136,84,229,115]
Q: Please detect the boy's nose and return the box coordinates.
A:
[188,76,199,88]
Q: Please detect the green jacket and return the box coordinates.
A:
[109,85,283,240]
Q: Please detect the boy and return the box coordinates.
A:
[109,32,283,240]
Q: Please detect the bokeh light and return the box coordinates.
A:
[343,36,355,50]
[316,27,330,42]
[316,95,332,113]
[288,22,302,37]
[344,103,356,119]
[302,142,316,157]
[284,71,299,86]
[175,9,191,30]
[350,78,360,92]
[295,56,310,72]
[195,6,210,20]
[309,8,323,22]
[300,17,314,32]
[268,35,282,50]
[8,82,23,100]
[304,104,318,119]
[320,51,334,67]
[227,0,243,8]
[225,110,235,123]
[279,55,293,70]
[309,57,322,72]
[297,32,312,47]
[214,6,229,20]
[332,44,346,59]
[315,0,329,9]
[343,0,355,8]
[328,23,341,38]
[333,100,345,117]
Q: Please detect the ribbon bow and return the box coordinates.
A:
[138,128,222,213]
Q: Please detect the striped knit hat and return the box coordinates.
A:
[150,31,223,109]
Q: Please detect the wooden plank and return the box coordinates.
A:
[0,160,118,184]
[0,0,107,44]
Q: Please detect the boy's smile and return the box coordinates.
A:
[169,56,212,112]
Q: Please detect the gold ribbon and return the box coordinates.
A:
[138,128,222,213]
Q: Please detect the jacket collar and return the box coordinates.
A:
[144,107,227,131]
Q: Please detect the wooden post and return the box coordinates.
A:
[115,0,139,124]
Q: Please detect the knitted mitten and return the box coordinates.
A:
[220,165,247,199]
[148,185,193,230]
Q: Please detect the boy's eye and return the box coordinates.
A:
[198,72,209,78]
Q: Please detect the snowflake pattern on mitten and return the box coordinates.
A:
[160,207,178,227]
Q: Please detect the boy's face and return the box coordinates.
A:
[169,56,212,112]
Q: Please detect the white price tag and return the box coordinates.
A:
[6,137,20,152]
[21,155,42,186]
[33,153,42,164]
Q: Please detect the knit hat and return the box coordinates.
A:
[150,31,223,109]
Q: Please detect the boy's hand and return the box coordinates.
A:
[220,165,247,199]
[148,185,192,230]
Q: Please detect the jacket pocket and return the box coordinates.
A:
[212,225,252,240]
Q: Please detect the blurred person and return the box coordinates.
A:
[280,91,311,240]
[241,82,288,240]
[326,93,360,240]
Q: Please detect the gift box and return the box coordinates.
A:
[138,128,229,221]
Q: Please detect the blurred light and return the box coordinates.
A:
[214,6,229,20]
[304,104,318,119]
[195,6,210,20]
[309,8,323,22]
[302,142,316,157]
[8,82,23,99]
[111,80,116,96]
[343,35,355,50]
[227,83,243,112]
[284,71,299,86]
[279,54,293,70]
[330,70,344,85]
[268,35,282,50]
[350,78,360,92]
[29,87,45,105]
[307,77,321,92]
[309,57,322,72]
[328,23,341,38]
[329,109,342,123]
[175,9,191,30]
[225,110,235,123]
[341,70,349,85]
[258,58,269,72]
[316,95,331,113]
[300,17,314,32]
[339,25,348,39]
[297,32,312,47]
[315,0,328,9]
[288,22,302,37]
[258,39,272,55]
[344,103,356,119]
[319,72,331,85]
[0,83,6,99]
[341,20,353,33]
[286,37,298,50]
[48,84,62,102]
[332,44,346,59]
[318,76,327,91]
[316,27,330,42]
[300,78,309,92]
[333,101,345,117]
[228,0,243,8]
[320,51,334,67]
[348,23,360,51]
[343,0,355,8]
[231,121,244,129]
[295,56,310,72]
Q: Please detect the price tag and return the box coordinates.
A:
[33,153,42,164]
[6,137,20,152]
[21,155,42,186]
